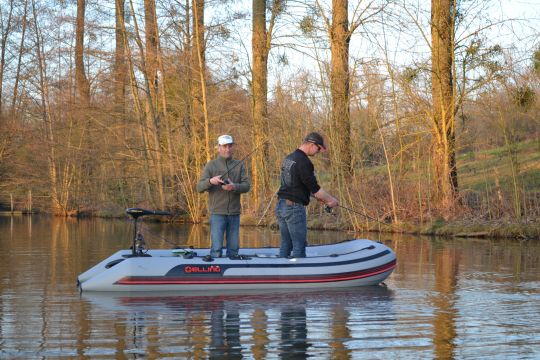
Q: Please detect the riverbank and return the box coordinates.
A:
[241,214,540,240]
[5,209,538,240]
[416,218,540,239]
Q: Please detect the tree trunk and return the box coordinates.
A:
[330,0,352,176]
[251,0,270,209]
[126,0,165,209]
[32,0,61,214]
[11,0,28,114]
[114,0,126,113]
[431,0,458,212]
[144,0,159,110]
[0,0,14,118]
[191,0,210,162]
[75,0,90,104]
[144,0,166,208]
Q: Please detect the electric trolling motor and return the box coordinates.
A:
[125,208,171,257]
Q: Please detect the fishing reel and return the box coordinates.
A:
[220,176,230,185]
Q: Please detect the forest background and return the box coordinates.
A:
[0,0,539,237]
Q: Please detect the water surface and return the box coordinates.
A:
[0,216,539,359]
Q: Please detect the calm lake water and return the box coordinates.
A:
[0,215,539,359]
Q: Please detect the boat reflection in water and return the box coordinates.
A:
[81,287,395,358]
[279,306,309,358]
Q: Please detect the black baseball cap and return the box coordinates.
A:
[304,132,326,150]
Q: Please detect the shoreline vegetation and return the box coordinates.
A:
[3,139,539,240]
[1,138,539,240]
[2,211,538,240]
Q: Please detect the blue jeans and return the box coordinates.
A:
[275,199,307,258]
[210,214,240,257]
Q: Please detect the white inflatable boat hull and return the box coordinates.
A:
[78,239,396,292]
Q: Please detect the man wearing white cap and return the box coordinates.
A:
[196,135,250,259]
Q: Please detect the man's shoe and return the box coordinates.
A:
[202,255,214,262]
[228,254,251,260]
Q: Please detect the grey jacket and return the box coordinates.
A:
[196,156,250,215]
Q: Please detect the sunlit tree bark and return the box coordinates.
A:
[251,0,281,208]
[431,0,458,212]
[32,0,61,214]
[191,0,210,162]
[127,0,165,208]
[11,0,28,115]
[330,0,352,176]
[114,0,126,113]
[0,0,14,118]
[145,0,159,111]
[75,0,90,104]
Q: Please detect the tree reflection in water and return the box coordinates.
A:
[432,243,460,360]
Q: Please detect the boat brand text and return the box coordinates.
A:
[184,265,222,274]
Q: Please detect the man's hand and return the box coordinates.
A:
[221,180,236,191]
[209,176,225,186]
[326,197,339,208]
[314,188,339,208]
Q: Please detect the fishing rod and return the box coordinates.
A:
[326,203,402,229]
[323,204,387,224]
[312,195,396,228]
[220,140,269,184]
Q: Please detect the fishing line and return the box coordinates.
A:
[326,203,401,229]
[310,195,398,229]
[220,140,270,183]
[137,221,191,249]
[257,187,280,226]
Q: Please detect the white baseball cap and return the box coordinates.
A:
[218,134,234,145]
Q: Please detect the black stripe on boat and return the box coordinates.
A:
[162,249,393,278]
[114,259,396,286]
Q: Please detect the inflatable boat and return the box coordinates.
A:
[77,208,396,292]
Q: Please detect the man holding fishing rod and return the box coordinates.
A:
[196,135,250,259]
[276,132,339,258]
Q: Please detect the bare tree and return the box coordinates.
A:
[11,0,28,115]
[0,0,15,118]
[251,0,282,208]
[31,0,62,214]
[191,0,210,161]
[126,0,166,208]
[114,0,126,113]
[75,0,90,104]
[145,0,159,110]
[315,0,386,178]
[431,0,458,211]
[329,0,352,176]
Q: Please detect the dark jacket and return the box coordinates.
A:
[277,149,320,205]
[196,156,250,215]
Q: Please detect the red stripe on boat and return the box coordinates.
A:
[115,260,396,286]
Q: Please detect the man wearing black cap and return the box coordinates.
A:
[275,132,339,258]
